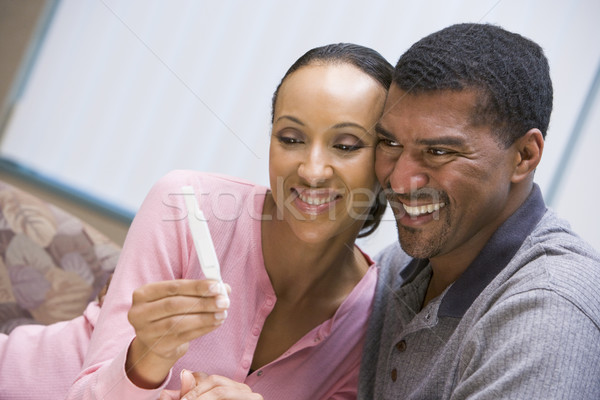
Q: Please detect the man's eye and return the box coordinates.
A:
[428,148,450,156]
[378,138,400,147]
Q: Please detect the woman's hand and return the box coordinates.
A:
[125,279,230,388]
[160,370,264,400]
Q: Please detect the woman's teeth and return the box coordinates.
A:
[298,193,337,205]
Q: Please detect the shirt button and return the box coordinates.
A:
[252,327,260,336]
[395,340,406,352]
[257,370,263,376]
[266,298,274,307]
[242,360,250,369]
[391,368,397,382]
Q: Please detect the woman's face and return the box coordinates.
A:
[269,63,386,243]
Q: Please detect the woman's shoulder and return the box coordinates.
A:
[146,170,267,200]
[156,170,261,189]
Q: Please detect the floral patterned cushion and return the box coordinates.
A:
[0,181,121,333]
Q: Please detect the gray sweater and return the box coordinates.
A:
[358,185,600,399]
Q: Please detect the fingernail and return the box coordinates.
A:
[215,310,227,320]
[209,283,221,294]
[183,369,196,387]
[216,296,230,308]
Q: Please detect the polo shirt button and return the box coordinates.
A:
[257,370,263,376]
[395,340,406,352]
[391,368,397,382]
[242,360,250,369]
[252,327,260,336]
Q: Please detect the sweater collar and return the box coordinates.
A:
[435,184,547,317]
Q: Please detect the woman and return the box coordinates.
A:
[67,43,392,400]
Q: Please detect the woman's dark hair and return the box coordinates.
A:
[271,43,393,237]
[271,43,393,122]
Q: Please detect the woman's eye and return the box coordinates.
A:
[334,143,363,152]
[277,136,303,145]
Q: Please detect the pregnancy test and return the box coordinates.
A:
[181,185,224,286]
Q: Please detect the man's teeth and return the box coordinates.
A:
[298,193,336,205]
[403,202,446,217]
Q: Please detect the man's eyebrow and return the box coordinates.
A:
[375,123,394,138]
[417,137,466,147]
[274,115,305,126]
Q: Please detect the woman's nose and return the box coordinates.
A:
[297,148,334,185]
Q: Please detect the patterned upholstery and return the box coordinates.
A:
[0,181,121,333]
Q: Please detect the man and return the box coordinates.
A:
[359,23,600,399]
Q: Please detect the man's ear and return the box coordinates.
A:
[511,128,544,183]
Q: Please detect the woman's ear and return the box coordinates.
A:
[511,128,544,183]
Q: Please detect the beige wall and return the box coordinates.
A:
[0,0,129,246]
[0,0,45,118]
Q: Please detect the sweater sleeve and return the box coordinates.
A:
[66,171,192,400]
[0,301,98,400]
[452,289,600,400]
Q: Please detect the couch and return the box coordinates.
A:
[0,180,121,333]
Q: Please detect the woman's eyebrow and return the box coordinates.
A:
[275,115,305,125]
[331,122,368,132]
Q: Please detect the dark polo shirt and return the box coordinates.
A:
[358,185,600,399]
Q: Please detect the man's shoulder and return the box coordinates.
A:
[504,208,600,323]
[522,208,600,273]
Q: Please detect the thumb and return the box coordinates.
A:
[159,390,180,400]
[180,369,196,396]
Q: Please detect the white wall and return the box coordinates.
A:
[1,0,599,255]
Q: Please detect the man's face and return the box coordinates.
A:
[375,86,519,264]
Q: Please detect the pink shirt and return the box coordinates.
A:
[0,301,99,399]
[67,171,377,400]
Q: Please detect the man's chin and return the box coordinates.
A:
[397,229,442,260]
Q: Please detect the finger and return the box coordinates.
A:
[159,390,180,400]
[191,371,210,379]
[135,312,227,350]
[186,374,253,394]
[223,283,232,295]
[182,387,264,400]
[180,369,197,396]
[132,279,224,303]
[129,294,230,325]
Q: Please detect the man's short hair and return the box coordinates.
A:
[393,23,553,146]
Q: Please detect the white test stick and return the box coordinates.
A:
[181,185,224,284]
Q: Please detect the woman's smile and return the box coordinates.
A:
[292,187,343,215]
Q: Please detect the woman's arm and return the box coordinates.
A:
[66,171,218,399]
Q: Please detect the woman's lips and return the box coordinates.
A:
[292,188,343,215]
